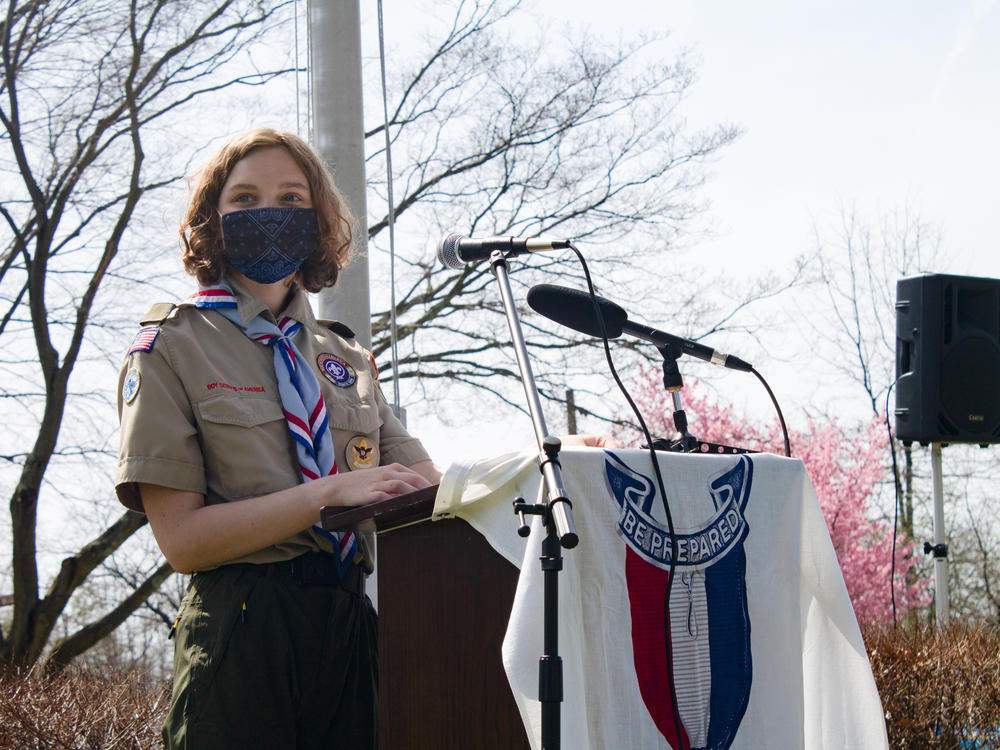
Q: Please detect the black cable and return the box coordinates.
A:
[885,380,902,626]
[750,367,792,457]
[567,243,685,750]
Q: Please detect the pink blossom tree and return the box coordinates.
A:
[614,369,930,625]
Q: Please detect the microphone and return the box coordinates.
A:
[437,233,571,269]
[526,283,753,372]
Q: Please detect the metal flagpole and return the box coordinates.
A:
[309,0,372,349]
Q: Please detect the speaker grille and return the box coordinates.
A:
[940,335,1000,436]
[895,273,1000,444]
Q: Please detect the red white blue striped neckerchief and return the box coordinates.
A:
[183,281,356,575]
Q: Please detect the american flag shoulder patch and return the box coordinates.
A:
[127,327,160,354]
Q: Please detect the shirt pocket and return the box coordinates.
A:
[326,399,382,433]
[194,395,296,499]
[325,399,384,471]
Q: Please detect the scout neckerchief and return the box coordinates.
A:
[184,280,357,575]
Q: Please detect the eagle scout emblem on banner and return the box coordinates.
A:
[604,452,754,750]
[317,353,356,388]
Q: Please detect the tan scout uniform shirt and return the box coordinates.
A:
[115,276,429,571]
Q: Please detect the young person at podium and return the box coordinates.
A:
[115,129,440,749]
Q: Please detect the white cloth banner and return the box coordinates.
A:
[433,447,888,750]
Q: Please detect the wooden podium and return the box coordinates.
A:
[323,488,531,749]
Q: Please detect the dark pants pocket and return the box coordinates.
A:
[162,566,259,749]
[162,563,378,750]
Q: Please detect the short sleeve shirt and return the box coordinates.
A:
[115,277,429,571]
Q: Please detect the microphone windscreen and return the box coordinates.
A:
[526,284,627,338]
[436,234,465,269]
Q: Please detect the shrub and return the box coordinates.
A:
[1,625,998,748]
[866,623,1000,749]
[0,667,168,749]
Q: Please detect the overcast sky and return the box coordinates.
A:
[532,0,998,278]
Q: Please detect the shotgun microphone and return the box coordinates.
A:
[526,283,753,372]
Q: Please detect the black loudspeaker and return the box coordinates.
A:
[895,273,1000,445]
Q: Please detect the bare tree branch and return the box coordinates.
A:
[1,0,292,669]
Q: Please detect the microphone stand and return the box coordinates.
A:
[649,344,753,455]
[658,343,700,452]
[488,250,577,750]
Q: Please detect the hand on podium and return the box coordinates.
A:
[557,433,620,449]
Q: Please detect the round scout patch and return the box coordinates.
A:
[122,368,141,404]
[346,435,379,470]
[317,352,356,388]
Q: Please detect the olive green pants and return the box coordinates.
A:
[162,561,377,750]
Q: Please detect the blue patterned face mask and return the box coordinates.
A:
[221,206,319,284]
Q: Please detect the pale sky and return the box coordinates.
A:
[536,0,998,278]
[370,0,1000,462]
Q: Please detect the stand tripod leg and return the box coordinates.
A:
[539,523,563,750]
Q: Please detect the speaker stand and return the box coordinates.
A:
[928,443,951,627]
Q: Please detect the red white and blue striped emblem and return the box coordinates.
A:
[604,452,754,750]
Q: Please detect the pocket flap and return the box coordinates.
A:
[326,400,382,433]
[196,396,285,428]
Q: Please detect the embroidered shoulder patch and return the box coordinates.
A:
[127,327,160,355]
[317,353,356,388]
[122,368,141,404]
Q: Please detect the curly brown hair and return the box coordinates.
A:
[180,129,354,292]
